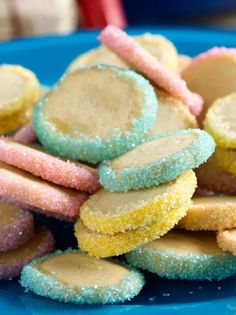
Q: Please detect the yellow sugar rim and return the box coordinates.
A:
[75,203,190,258]
[217,229,236,255]
[80,170,196,234]
[0,109,32,134]
[216,147,236,176]
[204,93,236,149]
[178,195,236,231]
[0,65,40,119]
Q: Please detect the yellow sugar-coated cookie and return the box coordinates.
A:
[217,229,236,255]
[80,170,196,234]
[0,65,40,119]
[75,203,190,258]
[178,195,236,231]
[177,55,192,73]
[216,147,236,176]
[182,48,236,120]
[0,109,32,134]
[68,34,178,73]
[204,93,236,149]
[147,90,197,136]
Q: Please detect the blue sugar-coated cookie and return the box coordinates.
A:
[99,129,215,192]
[125,230,236,281]
[20,249,145,304]
[34,65,158,163]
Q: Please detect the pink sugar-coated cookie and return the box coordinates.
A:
[99,25,203,116]
[182,47,236,72]
[0,203,34,252]
[0,225,54,280]
[13,122,37,144]
[0,162,88,219]
[0,137,100,193]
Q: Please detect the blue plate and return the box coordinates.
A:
[0,27,236,315]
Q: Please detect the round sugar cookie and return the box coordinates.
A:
[0,225,54,280]
[99,129,214,192]
[125,230,236,280]
[216,147,236,176]
[0,138,100,193]
[147,90,198,137]
[177,55,192,73]
[99,26,203,116]
[75,201,191,258]
[182,47,236,120]
[20,249,144,304]
[178,195,236,230]
[0,65,40,119]
[0,162,88,220]
[68,34,178,73]
[204,93,236,149]
[0,203,34,252]
[196,152,236,194]
[13,122,37,144]
[81,170,196,234]
[217,229,236,255]
[34,65,157,163]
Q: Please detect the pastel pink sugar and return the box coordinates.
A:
[0,225,54,280]
[182,47,236,72]
[0,162,88,219]
[0,137,100,193]
[0,203,34,252]
[13,122,37,144]
[99,25,203,116]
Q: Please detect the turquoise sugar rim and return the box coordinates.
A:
[99,129,215,192]
[125,244,236,281]
[33,64,158,163]
[20,248,145,304]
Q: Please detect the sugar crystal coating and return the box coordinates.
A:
[0,225,54,280]
[20,249,145,304]
[178,195,236,231]
[99,129,215,192]
[81,170,196,234]
[0,162,88,219]
[0,203,34,252]
[99,26,203,116]
[126,230,236,280]
[34,65,158,163]
[0,137,100,193]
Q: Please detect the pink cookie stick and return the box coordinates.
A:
[0,137,100,193]
[99,25,203,116]
[13,122,37,144]
[0,162,88,219]
[0,225,54,280]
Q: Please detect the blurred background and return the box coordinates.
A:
[1,0,236,41]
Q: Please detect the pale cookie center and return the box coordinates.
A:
[83,180,172,215]
[148,95,193,136]
[37,253,130,288]
[110,133,197,169]
[44,68,143,138]
[145,231,222,255]
[0,68,25,107]
[0,203,18,226]
[0,227,44,263]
